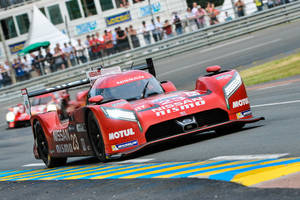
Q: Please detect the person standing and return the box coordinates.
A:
[163,20,173,39]
[62,43,72,67]
[12,58,25,81]
[85,35,93,61]
[45,48,55,72]
[192,2,201,29]
[173,12,183,35]
[96,32,105,59]
[1,61,12,86]
[116,27,128,52]
[89,34,98,60]
[103,30,114,56]
[206,2,219,25]
[155,16,164,40]
[75,39,88,64]
[185,7,197,32]
[141,21,151,45]
[254,0,263,11]
[149,19,161,42]
[112,28,119,54]
[128,25,140,48]
[22,56,32,79]
[235,0,245,17]
[196,7,207,29]
[53,48,66,70]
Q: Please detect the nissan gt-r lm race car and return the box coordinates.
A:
[22,58,264,168]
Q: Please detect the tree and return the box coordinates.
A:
[186,0,224,8]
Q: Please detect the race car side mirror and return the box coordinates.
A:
[161,81,177,93]
[88,95,104,104]
[206,66,221,73]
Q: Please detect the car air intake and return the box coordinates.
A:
[145,108,229,142]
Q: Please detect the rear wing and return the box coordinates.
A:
[21,79,90,116]
[131,58,156,77]
[21,58,156,116]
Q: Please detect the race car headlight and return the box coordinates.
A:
[102,107,137,121]
[47,104,57,112]
[223,72,242,109]
[224,72,242,98]
[6,112,15,122]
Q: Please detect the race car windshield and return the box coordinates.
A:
[89,77,164,102]
[31,96,53,106]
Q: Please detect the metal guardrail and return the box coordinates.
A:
[0,1,299,102]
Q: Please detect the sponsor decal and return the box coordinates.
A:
[112,140,138,151]
[109,128,135,140]
[53,129,80,152]
[53,129,71,142]
[152,97,205,117]
[232,98,249,109]
[237,109,252,119]
[106,11,131,27]
[116,76,145,85]
[9,41,25,54]
[216,74,232,80]
[56,144,73,153]
[75,21,97,35]
[140,2,161,17]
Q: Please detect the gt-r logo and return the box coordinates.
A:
[232,98,249,108]
[109,128,135,140]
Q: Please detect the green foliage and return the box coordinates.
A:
[186,0,224,8]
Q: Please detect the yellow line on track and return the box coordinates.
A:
[54,164,150,180]
[153,160,254,178]
[0,169,48,181]
[120,161,212,179]
[232,162,300,186]
[19,165,103,181]
[89,162,185,180]
[189,158,295,178]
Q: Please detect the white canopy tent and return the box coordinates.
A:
[25,5,77,53]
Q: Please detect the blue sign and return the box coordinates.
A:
[140,2,161,17]
[75,21,98,35]
[105,11,131,27]
[9,41,25,54]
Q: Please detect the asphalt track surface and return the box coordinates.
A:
[0,21,300,199]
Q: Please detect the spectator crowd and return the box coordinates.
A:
[0,0,293,88]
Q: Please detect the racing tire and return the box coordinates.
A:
[87,112,106,162]
[34,121,67,168]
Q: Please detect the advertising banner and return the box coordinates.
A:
[105,11,131,27]
[75,21,98,35]
[140,2,161,17]
[9,41,25,54]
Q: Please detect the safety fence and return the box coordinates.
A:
[0,1,299,102]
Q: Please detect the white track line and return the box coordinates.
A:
[22,163,45,167]
[252,100,300,108]
[210,153,289,161]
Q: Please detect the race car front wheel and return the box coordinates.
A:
[87,112,106,162]
[34,121,67,168]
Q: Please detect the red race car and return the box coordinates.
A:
[6,104,30,128]
[22,58,264,167]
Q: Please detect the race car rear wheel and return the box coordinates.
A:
[34,121,67,168]
[87,112,106,162]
